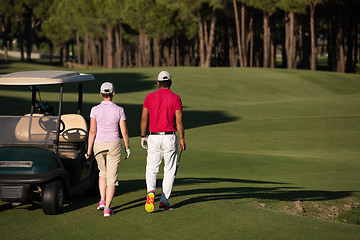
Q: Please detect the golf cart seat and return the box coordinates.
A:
[59,114,88,143]
[57,114,88,159]
[15,114,58,143]
[15,114,88,159]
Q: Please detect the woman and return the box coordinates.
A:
[85,82,130,217]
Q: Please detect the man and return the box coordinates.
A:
[86,82,130,217]
[140,70,186,212]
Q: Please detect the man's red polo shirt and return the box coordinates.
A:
[143,88,182,132]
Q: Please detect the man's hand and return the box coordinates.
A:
[179,139,186,151]
[125,148,131,160]
[141,137,148,149]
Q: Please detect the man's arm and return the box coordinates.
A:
[175,109,186,151]
[140,107,149,137]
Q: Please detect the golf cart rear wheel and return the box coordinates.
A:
[41,180,64,215]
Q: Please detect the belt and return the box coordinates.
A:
[150,131,175,135]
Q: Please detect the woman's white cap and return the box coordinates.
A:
[100,82,114,93]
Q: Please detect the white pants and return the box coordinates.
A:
[146,134,178,203]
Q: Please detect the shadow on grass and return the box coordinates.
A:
[108,178,354,214]
[0,95,238,138]
[0,177,354,215]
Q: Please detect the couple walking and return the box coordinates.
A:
[85,71,186,217]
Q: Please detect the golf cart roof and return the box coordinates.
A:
[0,70,95,85]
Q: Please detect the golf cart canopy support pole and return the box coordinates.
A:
[55,83,64,146]
[30,85,36,115]
[78,83,83,115]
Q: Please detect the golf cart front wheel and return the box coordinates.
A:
[41,180,64,215]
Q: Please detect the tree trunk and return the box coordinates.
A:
[163,44,169,66]
[176,36,180,66]
[345,12,354,72]
[170,38,176,66]
[285,12,297,69]
[241,3,247,66]
[233,0,244,67]
[309,1,317,70]
[76,32,81,64]
[249,13,254,67]
[336,8,346,72]
[144,32,151,67]
[270,40,276,68]
[197,10,205,67]
[184,43,190,66]
[153,37,160,67]
[229,28,236,67]
[16,17,25,62]
[114,25,123,68]
[48,42,53,64]
[122,45,127,68]
[204,6,216,67]
[61,44,66,65]
[1,20,8,61]
[89,37,98,66]
[83,32,89,67]
[106,27,113,68]
[26,21,36,61]
[95,38,102,66]
[263,11,270,68]
[354,14,359,71]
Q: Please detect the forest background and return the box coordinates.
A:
[0,0,359,73]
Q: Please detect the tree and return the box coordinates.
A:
[42,0,75,64]
[277,0,307,69]
[0,0,14,61]
[248,0,278,68]
[232,0,245,66]
[308,0,323,70]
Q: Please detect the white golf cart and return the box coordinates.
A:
[0,70,98,215]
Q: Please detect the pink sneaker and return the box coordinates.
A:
[104,208,114,217]
[97,200,106,210]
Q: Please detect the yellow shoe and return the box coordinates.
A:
[145,191,155,213]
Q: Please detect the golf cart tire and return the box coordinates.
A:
[41,180,64,215]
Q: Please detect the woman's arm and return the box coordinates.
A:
[85,117,97,159]
[120,120,130,150]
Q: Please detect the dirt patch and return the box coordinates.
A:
[254,196,360,224]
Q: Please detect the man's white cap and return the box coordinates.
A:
[100,82,114,93]
[158,71,171,81]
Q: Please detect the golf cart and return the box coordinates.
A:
[0,70,98,215]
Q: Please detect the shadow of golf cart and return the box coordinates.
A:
[0,71,98,215]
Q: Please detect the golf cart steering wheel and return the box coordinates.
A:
[58,119,65,133]
[61,128,87,142]
[38,118,65,133]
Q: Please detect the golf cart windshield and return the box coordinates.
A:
[0,115,59,146]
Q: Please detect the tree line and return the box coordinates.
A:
[1,0,359,73]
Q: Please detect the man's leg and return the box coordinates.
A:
[146,135,162,193]
[160,135,178,203]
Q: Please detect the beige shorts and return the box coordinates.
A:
[94,141,121,186]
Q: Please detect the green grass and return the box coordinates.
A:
[1,63,360,239]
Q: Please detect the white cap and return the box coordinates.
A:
[157,71,171,81]
[100,82,114,93]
